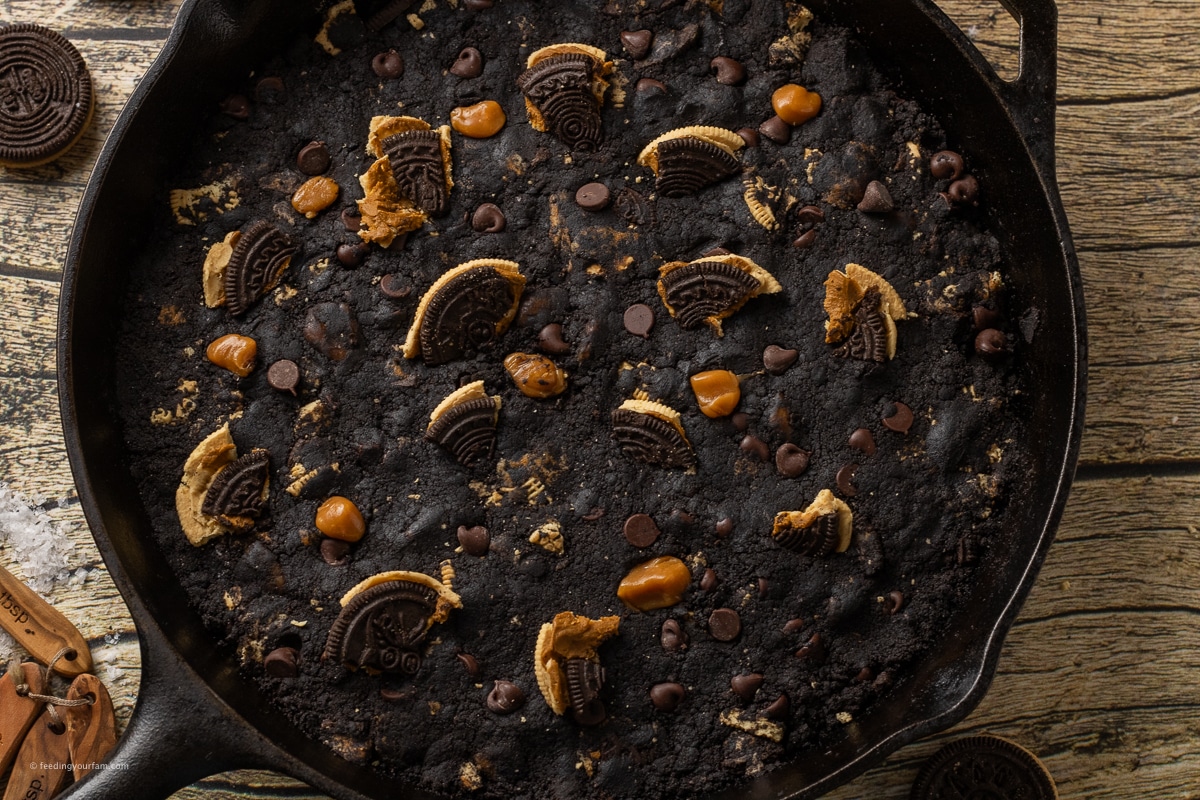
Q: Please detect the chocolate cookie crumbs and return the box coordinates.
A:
[114,3,1034,798]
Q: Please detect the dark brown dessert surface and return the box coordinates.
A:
[114,2,1032,798]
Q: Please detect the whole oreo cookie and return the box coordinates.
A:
[910,735,1058,800]
[0,23,94,167]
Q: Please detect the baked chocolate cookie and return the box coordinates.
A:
[115,1,1031,797]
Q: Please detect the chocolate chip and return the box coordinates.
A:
[457,525,490,557]
[340,206,363,231]
[836,463,859,497]
[740,435,770,462]
[486,680,525,714]
[646,682,685,712]
[296,141,331,176]
[883,401,914,434]
[371,50,405,79]
[264,646,299,678]
[379,687,410,702]
[660,618,688,652]
[267,359,300,394]
[536,323,571,355]
[703,246,733,257]
[450,47,484,78]
[796,205,825,224]
[471,202,506,233]
[730,673,763,702]
[930,150,965,180]
[700,568,718,592]
[336,242,369,267]
[758,577,770,598]
[855,667,875,683]
[379,274,410,299]
[710,56,746,85]
[948,174,980,204]
[462,0,493,9]
[857,180,894,213]
[793,230,817,249]
[759,115,791,144]
[795,632,826,664]
[620,29,653,60]
[883,590,905,614]
[708,608,741,642]
[715,517,735,538]
[736,127,760,148]
[763,344,799,375]
[635,77,668,95]
[220,94,250,120]
[254,76,286,104]
[575,182,611,211]
[849,428,876,455]
[975,328,1008,358]
[320,537,350,565]
[973,305,1003,331]
[623,303,655,338]
[456,652,481,677]
[775,444,810,478]
[304,302,360,361]
[730,412,749,432]
[623,513,660,548]
[764,693,790,721]
[783,618,806,634]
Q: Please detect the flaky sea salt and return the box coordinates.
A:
[0,483,75,593]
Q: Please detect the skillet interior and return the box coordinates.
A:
[58,1,1083,798]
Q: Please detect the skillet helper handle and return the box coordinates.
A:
[992,0,1060,176]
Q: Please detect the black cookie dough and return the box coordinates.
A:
[114,1,1031,798]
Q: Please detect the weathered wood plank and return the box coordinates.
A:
[937,0,1200,103]
[0,41,176,280]
[0,0,181,31]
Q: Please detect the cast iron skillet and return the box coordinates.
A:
[57,0,1085,797]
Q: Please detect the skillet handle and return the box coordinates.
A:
[992,0,1060,176]
[57,632,279,800]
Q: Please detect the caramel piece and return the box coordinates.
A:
[205,334,257,377]
[771,84,821,125]
[316,496,366,542]
[617,556,691,611]
[689,370,740,418]
[504,352,567,398]
[291,176,339,218]
[450,101,507,139]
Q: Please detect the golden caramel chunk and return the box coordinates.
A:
[205,334,257,377]
[617,556,691,611]
[316,496,366,542]
[772,84,822,125]
[292,176,339,219]
[689,370,740,418]
[451,101,507,139]
[504,353,567,398]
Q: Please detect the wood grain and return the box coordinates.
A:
[0,1,1197,799]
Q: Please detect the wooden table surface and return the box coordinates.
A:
[1,1,1197,797]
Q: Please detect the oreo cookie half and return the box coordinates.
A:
[0,23,94,167]
[910,735,1058,800]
